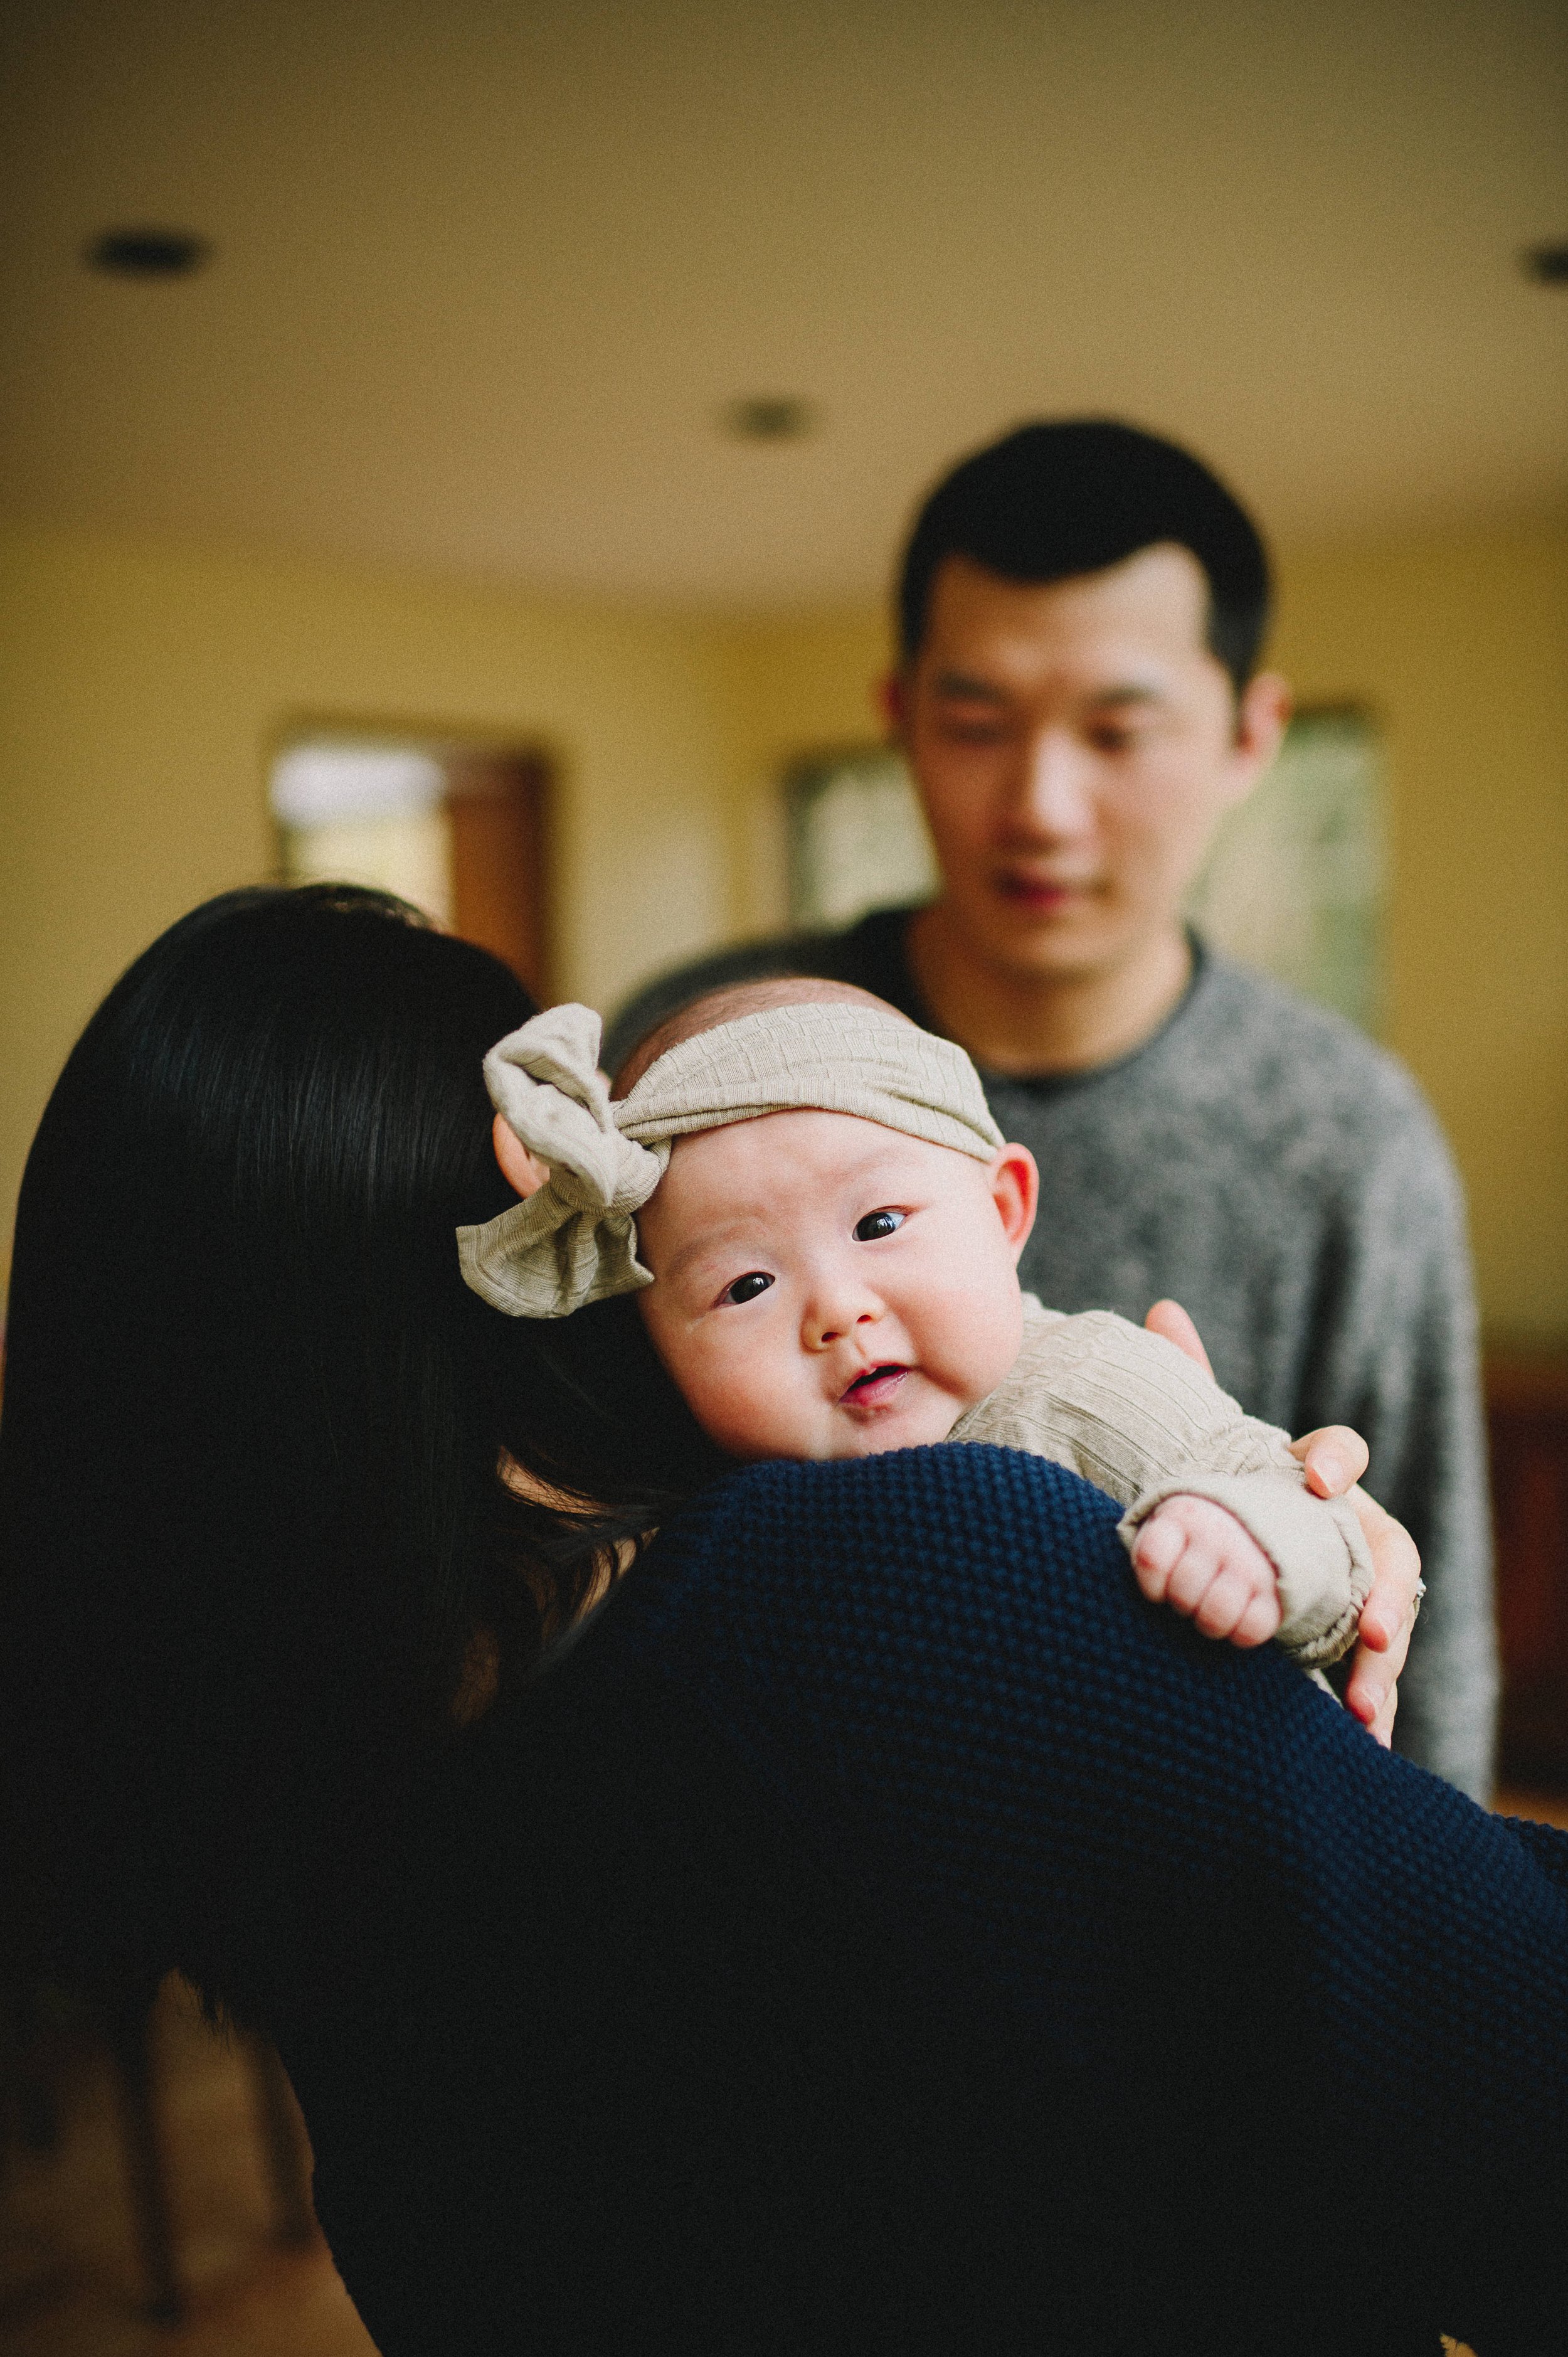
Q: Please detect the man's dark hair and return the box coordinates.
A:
[897,419,1271,693]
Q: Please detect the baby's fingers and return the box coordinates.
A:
[1133,1502,1283,1649]
[1130,1513,1187,1602]
[1191,1565,1269,1640]
[1138,1503,1231,1617]
[1187,1550,1281,1644]
[1214,1584,1283,1649]
[1162,1536,1229,1621]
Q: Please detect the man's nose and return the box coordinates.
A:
[1008,730,1094,837]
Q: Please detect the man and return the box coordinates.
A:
[606,419,1496,1796]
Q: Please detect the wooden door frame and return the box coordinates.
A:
[264,716,557,1003]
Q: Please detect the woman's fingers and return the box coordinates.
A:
[1348,1656,1400,1745]
[1287,1424,1370,1499]
[1281,1420,1414,1744]
[1143,1298,1214,1379]
[1341,1486,1422,1744]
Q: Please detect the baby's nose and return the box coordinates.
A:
[804,1278,882,1349]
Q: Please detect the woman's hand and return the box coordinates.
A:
[1296,1460,1420,1745]
[1143,1299,1423,1747]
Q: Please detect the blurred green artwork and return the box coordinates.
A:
[1187,706,1385,1036]
[785,747,938,930]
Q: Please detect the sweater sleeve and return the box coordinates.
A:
[952,1302,1374,1666]
[1293,1101,1497,1795]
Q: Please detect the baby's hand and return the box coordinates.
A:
[1130,1497,1283,1647]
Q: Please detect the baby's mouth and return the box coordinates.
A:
[840,1364,908,1410]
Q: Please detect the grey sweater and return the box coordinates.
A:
[607,910,1498,1797]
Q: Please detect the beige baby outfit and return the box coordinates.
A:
[458,998,1373,1675]
[954,1296,1370,1668]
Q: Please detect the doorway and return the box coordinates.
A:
[269,732,553,1001]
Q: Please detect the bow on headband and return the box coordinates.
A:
[457,998,1005,1320]
[457,1003,669,1319]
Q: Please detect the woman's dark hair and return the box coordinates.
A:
[897,418,1272,693]
[0,886,722,2016]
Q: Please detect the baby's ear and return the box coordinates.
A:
[989,1144,1039,1262]
[492,1110,550,1200]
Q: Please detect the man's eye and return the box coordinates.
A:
[721,1271,775,1305]
[853,1209,905,1242]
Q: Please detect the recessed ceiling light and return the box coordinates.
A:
[85,228,212,279]
[723,395,818,443]
[1521,242,1568,285]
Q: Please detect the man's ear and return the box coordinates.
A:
[492,1110,550,1200]
[989,1144,1039,1262]
[1221,669,1292,807]
[878,669,908,742]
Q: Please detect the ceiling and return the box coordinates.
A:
[1,0,1564,607]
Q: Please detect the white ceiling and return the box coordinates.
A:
[1,0,1564,607]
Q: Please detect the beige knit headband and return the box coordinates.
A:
[456,998,1005,1319]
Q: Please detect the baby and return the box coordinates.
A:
[458,979,1372,1671]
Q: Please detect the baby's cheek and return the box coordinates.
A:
[639,1307,738,1450]
[920,1280,1024,1405]
[669,1343,800,1462]
[692,1381,792,1460]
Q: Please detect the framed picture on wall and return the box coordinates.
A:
[1187,704,1385,1036]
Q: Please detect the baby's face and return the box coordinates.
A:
[636,1109,1036,1462]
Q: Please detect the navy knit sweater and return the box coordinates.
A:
[280,1448,1567,2356]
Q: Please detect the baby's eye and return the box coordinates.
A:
[721,1270,775,1306]
[853,1209,905,1242]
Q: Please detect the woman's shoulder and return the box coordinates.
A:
[612,1448,1130,1687]
[573,1448,1185,1868]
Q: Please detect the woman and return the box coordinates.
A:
[2,886,1564,2355]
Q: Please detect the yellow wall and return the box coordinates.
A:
[712,609,894,937]
[1270,531,1568,1349]
[713,530,1568,1347]
[0,525,748,1261]
[4,523,1564,1347]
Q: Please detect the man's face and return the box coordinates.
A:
[895,545,1287,984]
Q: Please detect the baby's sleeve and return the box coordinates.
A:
[965,1306,1374,1668]
[1118,1468,1372,1668]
